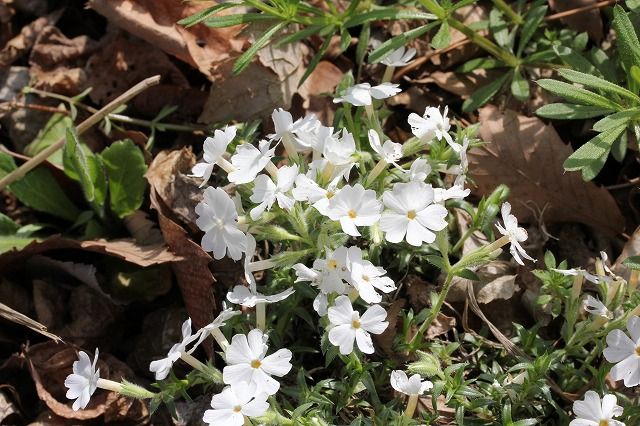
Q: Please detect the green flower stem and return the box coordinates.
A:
[382,66,395,83]
[450,227,476,254]
[282,133,300,162]
[404,394,419,418]
[248,258,276,272]
[211,328,230,351]
[364,104,384,140]
[365,159,388,187]
[256,302,266,330]
[408,271,454,350]
[491,0,523,24]
[179,352,223,383]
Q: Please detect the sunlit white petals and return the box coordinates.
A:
[349,260,396,304]
[583,295,612,319]
[271,108,317,140]
[327,184,382,236]
[390,370,433,395]
[323,130,356,166]
[292,174,340,216]
[249,165,299,220]
[196,187,247,261]
[149,318,196,380]
[408,158,431,182]
[191,126,237,187]
[189,309,241,354]
[223,329,292,396]
[379,46,416,67]
[408,106,453,146]
[495,202,535,265]
[552,268,608,284]
[227,285,295,307]
[433,184,470,203]
[333,82,401,106]
[203,383,269,426]
[228,140,275,184]
[603,316,640,387]
[380,181,448,246]
[328,295,388,354]
[570,391,625,426]
[368,129,402,165]
[65,349,100,411]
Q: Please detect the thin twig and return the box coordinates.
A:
[1,101,69,115]
[0,75,161,191]
[545,0,615,21]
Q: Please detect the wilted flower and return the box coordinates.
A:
[228,140,276,184]
[495,202,535,265]
[390,370,433,395]
[378,46,416,67]
[189,308,241,354]
[196,187,247,261]
[249,165,299,220]
[583,295,612,319]
[223,329,293,396]
[408,106,453,146]
[333,82,401,106]
[202,383,269,426]
[326,184,382,236]
[379,181,448,246]
[570,390,625,426]
[603,315,640,387]
[191,126,236,187]
[149,318,196,380]
[552,268,607,284]
[433,184,470,203]
[328,295,388,354]
[65,349,100,411]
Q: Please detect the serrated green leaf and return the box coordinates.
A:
[64,128,95,202]
[563,125,626,180]
[558,69,640,103]
[456,57,505,73]
[536,79,622,110]
[100,140,147,218]
[178,2,241,27]
[462,73,509,112]
[535,103,610,120]
[233,21,288,75]
[517,5,547,57]
[431,21,451,49]
[510,70,529,102]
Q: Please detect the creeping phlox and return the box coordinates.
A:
[64,46,542,423]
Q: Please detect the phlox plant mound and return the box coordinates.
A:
[62,45,640,425]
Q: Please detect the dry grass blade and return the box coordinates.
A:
[0,302,62,342]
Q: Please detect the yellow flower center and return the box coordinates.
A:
[407,210,416,220]
[352,319,361,329]
[234,406,242,413]
[636,346,640,356]
[362,275,370,282]
[348,209,357,219]
[327,259,337,270]
[326,190,334,199]
[599,420,609,426]
[251,359,262,369]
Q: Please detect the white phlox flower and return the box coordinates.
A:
[292,174,341,216]
[407,158,431,182]
[349,257,396,304]
[326,184,382,236]
[378,46,416,67]
[583,295,612,319]
[65,349,100,411]
[328,295,388,354]
[379,181,448,246]
[249,165,299,220]
[196,187,247,261]
[551,268,609,284]
[188,308,241,354]
[223,329,293,396]
[228,140,276,184]
[570,390,625,426]
[270,108,318,142]
[603,315,640,387]
[294,123,333,153]
[150,318,196,380]
[368,129,402,166]
[191,126,237,187]
[408,106,453,146]
[333,82,401,106]
[227,285,295,308]
[202,383,269,426]
[390,370,433,396]
[323,130,356,166]
[433,184,470,203]
[448,136,470,176]
[495,202,535,266]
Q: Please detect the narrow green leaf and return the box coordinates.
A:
[343,9,435,28]
[623,255,640,270]
[553,46,598,75]
[521,49,556,64]
[535,103,610,120]
[462,73,510,112]
[558,69,640,103]
[589,48,618,82]
[592,108,640,132]
[178,2,241,27]
[563,125,626,180]
[456,57,505,73]
[0,212,19,235]
[536,79,622,110]
[275,25,326,47]
[100,140,147,219]
[431,21,451,49]
[355,23,370,66]
[517,5,547,57]
[233,21,288,75]
[24,108,73,166]
[298,35,333,87]
[64,128,95,202]
[205,13,275,28]
[611,130,628,162]
[613,5,640,73]
[339,27,351,55]
[627,0,640,12]
[510,70,529,102]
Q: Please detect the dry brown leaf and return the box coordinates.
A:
[88,0,244,79]
[447,261,518,303]
[374,298,405,359]
[470,105,624,234]
[0,10,61,67]
[429,4,487,68]
[548,0,603,42]
[425,312,456,339]
[426,69,504,99]
[297,60,343,124]
[613,225,640,279]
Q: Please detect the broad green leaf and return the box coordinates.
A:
[368,23,436,63]
[178,2,241,27]
[0,235,38,254]
[613,5,640,73]
[611,131,628,162]
[536,79,622,111]
[517,5,547,57]
[431,21,451,49]
[623,255,640,270]
[558,69,640,103]
[457,57,505,73]
[592,108,640,132]
[553,46,598,75]
[564,125,627,180]
[510,70,529,102]
[0,212,19,235]
[100,140,147,218]
[205,13,275,28]
[344,10,435,28]
[462,73,509,112]
[0,153,81,221]
[232,21,288,75]
[64,128,95,202]
[24,108,73,166]
[535,103,610,120]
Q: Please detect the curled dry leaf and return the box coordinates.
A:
[297,60,344,125]
[447,261,518,304]
[0,10,62,67]
[470,105,625,235]
[25,342,148,422]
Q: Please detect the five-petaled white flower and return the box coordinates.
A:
[323,130,356,166]
[228,140,275,184]
[570,390,625,426]
[333,82,401,106]
[223,329,293,396]
[65,349,100,411]
[368,129,402,166]
[390,370,433,396]
[349,257,396,304]
[202,383,269,426]
[191,126,236,187]
[292,174,341,216]
[189,308,241,354]
[378,46,416,67]
[249,165,299,220]
[495,202,535,266]
[328,295,388,355]
[583,295,612,319]
[380,181,448,246]
[327,184,382,236]
[408,106,453,146]
[603,315,640,387]
[196,187,247,261]
[149,318,196,380]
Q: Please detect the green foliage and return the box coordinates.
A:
[100,139,147,218]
